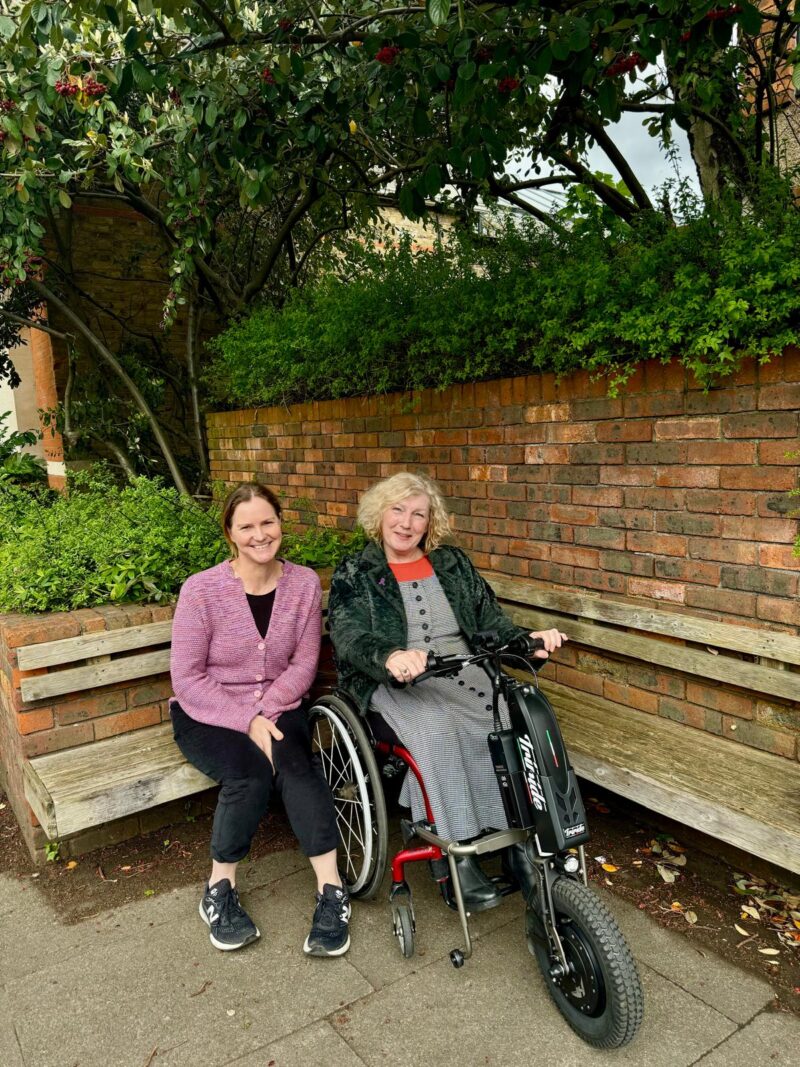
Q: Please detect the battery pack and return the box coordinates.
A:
[488,729,538,831]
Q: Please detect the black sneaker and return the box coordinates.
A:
[303,883,351,957]
[199,879,260,951]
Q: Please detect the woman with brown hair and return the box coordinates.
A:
[170,482,349,956]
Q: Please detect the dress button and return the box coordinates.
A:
[256,675,263,682]
[469,686,476,692]
[458,680,465,687]
[254,690,262,699]
[419,609,426,616]
[412,582,419,589]
[257,642,265,651]
[424,636,432,644]
[422,623,429,631]
[485,704,492,712]
[415,596,422,602]
[478,691,485,698]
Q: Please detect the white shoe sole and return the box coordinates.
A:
[303,933,351,957]
[199,899,261,951]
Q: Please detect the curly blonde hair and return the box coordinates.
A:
[357,472,452,553]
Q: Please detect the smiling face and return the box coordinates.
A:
[380,493,431,563]
[227,495,282,569]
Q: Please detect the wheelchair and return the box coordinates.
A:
[307,632,644,1049]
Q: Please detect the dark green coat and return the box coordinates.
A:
[327,541,528,714]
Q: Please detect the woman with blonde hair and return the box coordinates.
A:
[328,471,566,911]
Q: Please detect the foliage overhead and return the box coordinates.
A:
[207,178,800,405]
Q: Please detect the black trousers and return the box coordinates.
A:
[171,702,339,864]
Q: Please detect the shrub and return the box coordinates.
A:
[0,470,364,614]
[206,179,800,405]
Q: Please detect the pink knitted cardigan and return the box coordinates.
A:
[170,559,322,733]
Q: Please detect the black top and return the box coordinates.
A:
[246,589,276,639]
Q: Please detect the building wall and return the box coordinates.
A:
[207,349,800,763]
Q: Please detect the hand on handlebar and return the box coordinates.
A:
[385,648,429,683]
[529,628,568,659]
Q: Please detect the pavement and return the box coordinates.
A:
[1,843,798,1067]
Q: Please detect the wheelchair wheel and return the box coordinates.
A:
[392,902,415,959]
[309,694,388,900]
[528,878,643,1049]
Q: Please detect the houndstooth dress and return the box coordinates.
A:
[370,574,512,841]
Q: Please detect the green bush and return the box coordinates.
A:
[0,471,365,614]
[206,179,800,405]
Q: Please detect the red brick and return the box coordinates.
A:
[758,544,800,570]
[686,441,756,465]
[547,423,595,443]
[596,420,653,442]
[572,486,624,507]
[719,516,796,542]
[93,704,162,741]
[623,488,686,511]
[56,689,128,725]
[17,707,55,735]
[599,550,655,577]
[524,403,570,423]
[685,682,755,719]
[626,665,686,698]
[654,559,720,585]
[22,721,94,757]
[722,411,798,438]
[3,615,81,649]
[525,445,570,465]
[603,680,658,714]
[685,490,756,516]
[626,531,687,556]
[685,586,757,619]
[489,554,530,577]
[555,665,604,696]
[721,716,796,758]
[758,383,800,410]
[528,561,575,585]
[571,398,624,421]
[659,698,723,734]
[573,568,628,594]
[628,577,686,603]
[599,508,654,531]
[600,466,655,486]
[756,596,800,626]
[549,504,597,526]
[127,679,173,707]
[574,526,625,550]
[654,466,719,488]
[719,467,797,491]
[685,387,756,414]
[623,393,685,418]
[688,538,757,565]
[654,417,720,440]
[758,441,799,465]
[551,545,600,569]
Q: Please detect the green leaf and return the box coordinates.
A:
[426,0,452,27]
[58,189,72,209]
[0,14,16,38]
[412,105,433,136]
[290,52,305,80]
[131,61,153,91]
[458,61,476,81]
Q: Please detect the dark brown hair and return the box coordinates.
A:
[221,482,282,555]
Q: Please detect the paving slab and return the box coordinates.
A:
[331,912,737,1067]
[694,1010,800,1066]
[596,887,775,1024]
[9,881,373,1067]
[0,988,25,1067]
[223,1020,367,1067]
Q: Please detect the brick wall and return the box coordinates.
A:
[0,602,183,861]
[208,348,800,762]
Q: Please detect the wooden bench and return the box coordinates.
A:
[485,573,800,875]
[16,577,800,875]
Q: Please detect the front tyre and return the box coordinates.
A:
[528,878,643,1049]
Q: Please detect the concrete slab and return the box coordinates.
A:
[331,912,737,1067]
[224,1020,367,1067]
[694,1010,800,1066]
[0,988,25,1067]
[603,888,775,1024]
[9,884,373,1067]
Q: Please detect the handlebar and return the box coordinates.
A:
[410,633,546,686]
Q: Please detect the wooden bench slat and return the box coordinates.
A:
[23,723,214,839]
[486,573,800,666]
[20,649,171,703]
[540,678,800,873]
[503,603,800,703]
[18,621,173,671]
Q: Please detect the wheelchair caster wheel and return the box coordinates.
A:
[392,903,415,959]
[450,949,465,968]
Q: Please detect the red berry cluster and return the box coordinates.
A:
[497,75,520,94]
[261,67,276,85]
[706,5,741,19]
[278,19,293,32]
[83,77,106,97]
[0,99,15,113]
[376,45,401,66]
[55,78,79,97]
[604,51,642,76]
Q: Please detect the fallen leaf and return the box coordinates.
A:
[632,860,643,867]
[594,855,607,864]
[735,924,749,936]
[671,901,684,911]
[758,948,780,956]
[657,864,677,884]
[604,878,614,886]
[120,865,132,872]
[143,888,155,897]
[684,911,698,925]
[65,860,78,870]
[601,864,619,873]
[0,802,6,810]
[741,905,760,921]
[671,854,687,867]
[596,805,610,814]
